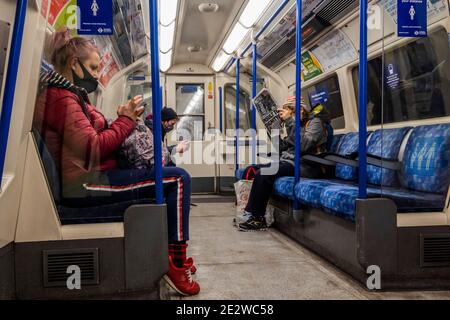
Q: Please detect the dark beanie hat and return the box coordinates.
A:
[161,107,178,121]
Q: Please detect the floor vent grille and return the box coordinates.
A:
[43,248,99,287]
[421,235,450,267]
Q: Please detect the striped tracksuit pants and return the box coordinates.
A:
[67,167,191,242]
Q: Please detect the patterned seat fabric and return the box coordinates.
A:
[272,125,450,220]
[272,133,362,202]
[335,132,359,181]
[366,127,411,187]
[294,178,353,208]
[273,177,296,200]
[329,134,344,154]
[272,134,347,201]
[401,124,450,194]
[320,184,447,221]
[319,124,450,220]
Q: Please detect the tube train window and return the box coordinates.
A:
[176,84,205,141]
[224,84,252,134]
[302,75,345,130]
[352,28,450,126]
[125,73,153,120]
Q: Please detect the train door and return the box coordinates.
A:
[165,76,216,194]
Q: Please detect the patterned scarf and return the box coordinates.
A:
[39,70,92,121]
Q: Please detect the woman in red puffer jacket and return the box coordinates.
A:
[33,27,199,296]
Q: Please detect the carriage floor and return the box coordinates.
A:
[161,202,450,300]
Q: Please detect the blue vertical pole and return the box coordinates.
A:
[251,42,257,165]
[149,0,164,204]
[235,59,240,175]
[294,0,302,210]
[219,87,223,133]
[358,0,368,199]
[0,0,27,189]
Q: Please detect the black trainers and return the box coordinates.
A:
[238,216,267,232]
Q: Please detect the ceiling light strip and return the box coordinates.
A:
[212,0,275,72]
[159,0,178,71]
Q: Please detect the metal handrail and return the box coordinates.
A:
[149,0,164,204]
[0,0,28,191]
[358,0,368,199]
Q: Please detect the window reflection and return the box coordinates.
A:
[224,85,252,134]
[353,28,450,125]
[303,75,345,130]
[176,84,205,140]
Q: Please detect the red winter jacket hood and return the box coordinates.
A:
[33,86,136,186]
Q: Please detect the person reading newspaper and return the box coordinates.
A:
[238,96,331,232]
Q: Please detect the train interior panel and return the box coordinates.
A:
[0,0,450,301]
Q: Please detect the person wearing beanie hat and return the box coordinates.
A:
[238,95,331,232]
[161,106,179,123]
[145,107,189,165]
[145,106,177,140]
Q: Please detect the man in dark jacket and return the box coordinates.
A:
[145,107,179,141]
[145,107,189,166]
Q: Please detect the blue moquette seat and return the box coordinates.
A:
[273,133,359,203]
[329,134,344,154]
[273,176,296,200]
[294,132,361,206]
[320,124,450,220]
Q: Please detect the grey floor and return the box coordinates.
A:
[162,202,450,300]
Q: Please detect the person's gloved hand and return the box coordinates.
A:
[176,140,190,154]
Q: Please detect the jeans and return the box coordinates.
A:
[244,161,321,217]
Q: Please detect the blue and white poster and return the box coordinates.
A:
[385,63,400,90]
[309,89,329,106]
[397,0,427,37]
[78,0,113,35]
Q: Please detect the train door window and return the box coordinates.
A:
[176,84,205,141]
[303,75,345,129]
[224,84,252,135]
[125,73,153,120]
[352,28,450,125]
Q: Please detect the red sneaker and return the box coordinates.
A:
[185,257,197,274]
[164,256,200,296]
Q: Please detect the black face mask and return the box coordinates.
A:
[164,124,175,133]
[73,61,99,93]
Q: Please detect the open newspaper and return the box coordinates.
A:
[252,89,282,134]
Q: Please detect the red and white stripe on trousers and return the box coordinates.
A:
[83,177,184,241]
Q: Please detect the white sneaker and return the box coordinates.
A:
[234,211,253,227]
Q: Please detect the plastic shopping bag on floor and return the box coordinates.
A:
[234,180,253,212]
[234,180,253,226]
